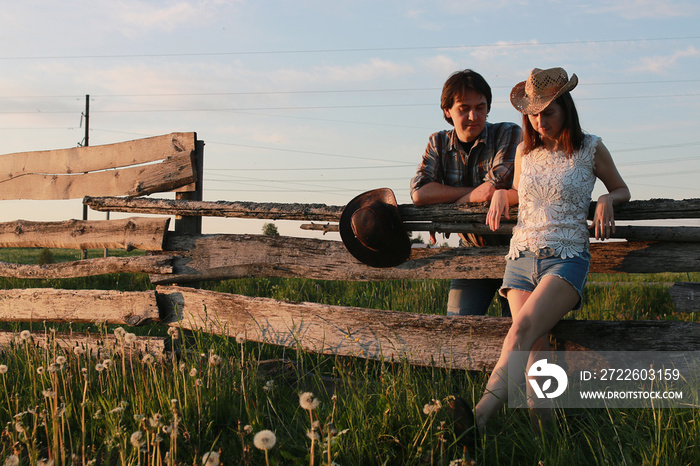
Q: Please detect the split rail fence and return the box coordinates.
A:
[1,132,699,371]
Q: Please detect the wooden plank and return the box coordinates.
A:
[149,233,700,284]
[0,152,195,200]
[0,331,166,358]
[155,286,700,371]
[669,282,700,313]
[84,196,345,221]
[0,217,170,250]
[0,289,159,325]
[375,222,700,243]
[83,197,700,222]
[0,255,175,279]
[0,132,195,180]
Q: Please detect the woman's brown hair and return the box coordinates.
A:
[522,92,584,156]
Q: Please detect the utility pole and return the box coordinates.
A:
[80,95,89,260]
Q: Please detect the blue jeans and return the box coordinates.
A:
[447,278,511,317]
[500,248,590,311]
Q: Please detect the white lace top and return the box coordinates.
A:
[507,133,599,260]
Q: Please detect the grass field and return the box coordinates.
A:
[0,248,698,465]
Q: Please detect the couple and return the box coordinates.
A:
[412,68,630,437]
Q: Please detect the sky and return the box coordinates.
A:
[0,0,698,239]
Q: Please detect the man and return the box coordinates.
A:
[410,69,521,316]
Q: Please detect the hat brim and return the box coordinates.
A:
[339,188,411,268]
[511,73,578,115]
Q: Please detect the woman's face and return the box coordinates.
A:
[528,101,565,143]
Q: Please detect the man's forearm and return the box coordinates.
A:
[411,182,473,206]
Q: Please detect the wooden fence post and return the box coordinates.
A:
[173,138,204,235]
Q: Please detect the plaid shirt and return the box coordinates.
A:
[410,122,522,247]
[410,122,521,195]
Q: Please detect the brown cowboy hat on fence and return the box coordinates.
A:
[510,67,578,115]
[340,188,411,268]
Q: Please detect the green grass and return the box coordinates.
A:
[0,248,697,464]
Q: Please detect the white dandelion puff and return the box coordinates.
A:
[0,365,8,374]
[124,333,137,344]
[73,346,85,356]
[208,354,221,366]
[253,430,277,451]
[20,330,31,341]
[55,356,66,365]
[4,454,19,466]
[189,368,198,377]
[130,430,145,448]
[94,363,105,372]
[142,354,154,364]
[299,392,320,410]
[201,451,220,466]
[236,333,246,344]
[114,327,127,340]
[36,366,45,375]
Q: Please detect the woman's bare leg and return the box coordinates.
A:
[473,275,579,430]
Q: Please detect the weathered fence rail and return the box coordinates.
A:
[0,133,698,371]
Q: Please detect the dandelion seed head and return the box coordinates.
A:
[124,333,137,344]
[130,430,145,448]
[167,327,179,339]
[201,451,220,466]
[253,430,277,451]
[41,390,54,398]
[47,364,60,373]
[36,366,45,375]
[189,368,198,377]
[13,423,24,433]
[94,363,105,372]
[114,327,126,340]
[299,392,320,410]
[55,356,66,365]
[4,454,19,466]
[179,361,187,371]
[0,365,7,374]
[142,354,154,364]
[244,424,253,434]
[73,346,85,356]
[306,428,321,441]
[195,379,203,387]
[102,359,112,368]
[236,333,246,344]
[20,330,31,341]
[149,413,163,428]
[208,354,221,366]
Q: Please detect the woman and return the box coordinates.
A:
[455,67,630,437]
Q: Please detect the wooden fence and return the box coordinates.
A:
[1,133,699,371]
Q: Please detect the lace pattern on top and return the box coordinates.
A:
[507,134,600,260]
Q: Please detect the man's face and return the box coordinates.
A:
[443,89,488,143]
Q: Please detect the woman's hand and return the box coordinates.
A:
[591,194,616,240]
[486,189,510,231]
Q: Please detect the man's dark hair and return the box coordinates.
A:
[441,69,492,125]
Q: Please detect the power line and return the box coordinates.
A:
[1,36,698,60]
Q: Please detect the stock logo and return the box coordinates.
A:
[528,359,568,399]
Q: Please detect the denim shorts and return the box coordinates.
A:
[499,248,591,310]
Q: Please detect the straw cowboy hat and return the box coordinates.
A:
[510,67,578,115]
[340,188,411,268]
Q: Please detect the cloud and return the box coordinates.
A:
[630,46,700,73]
[591,0,698,19]
[109,0,237,34]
